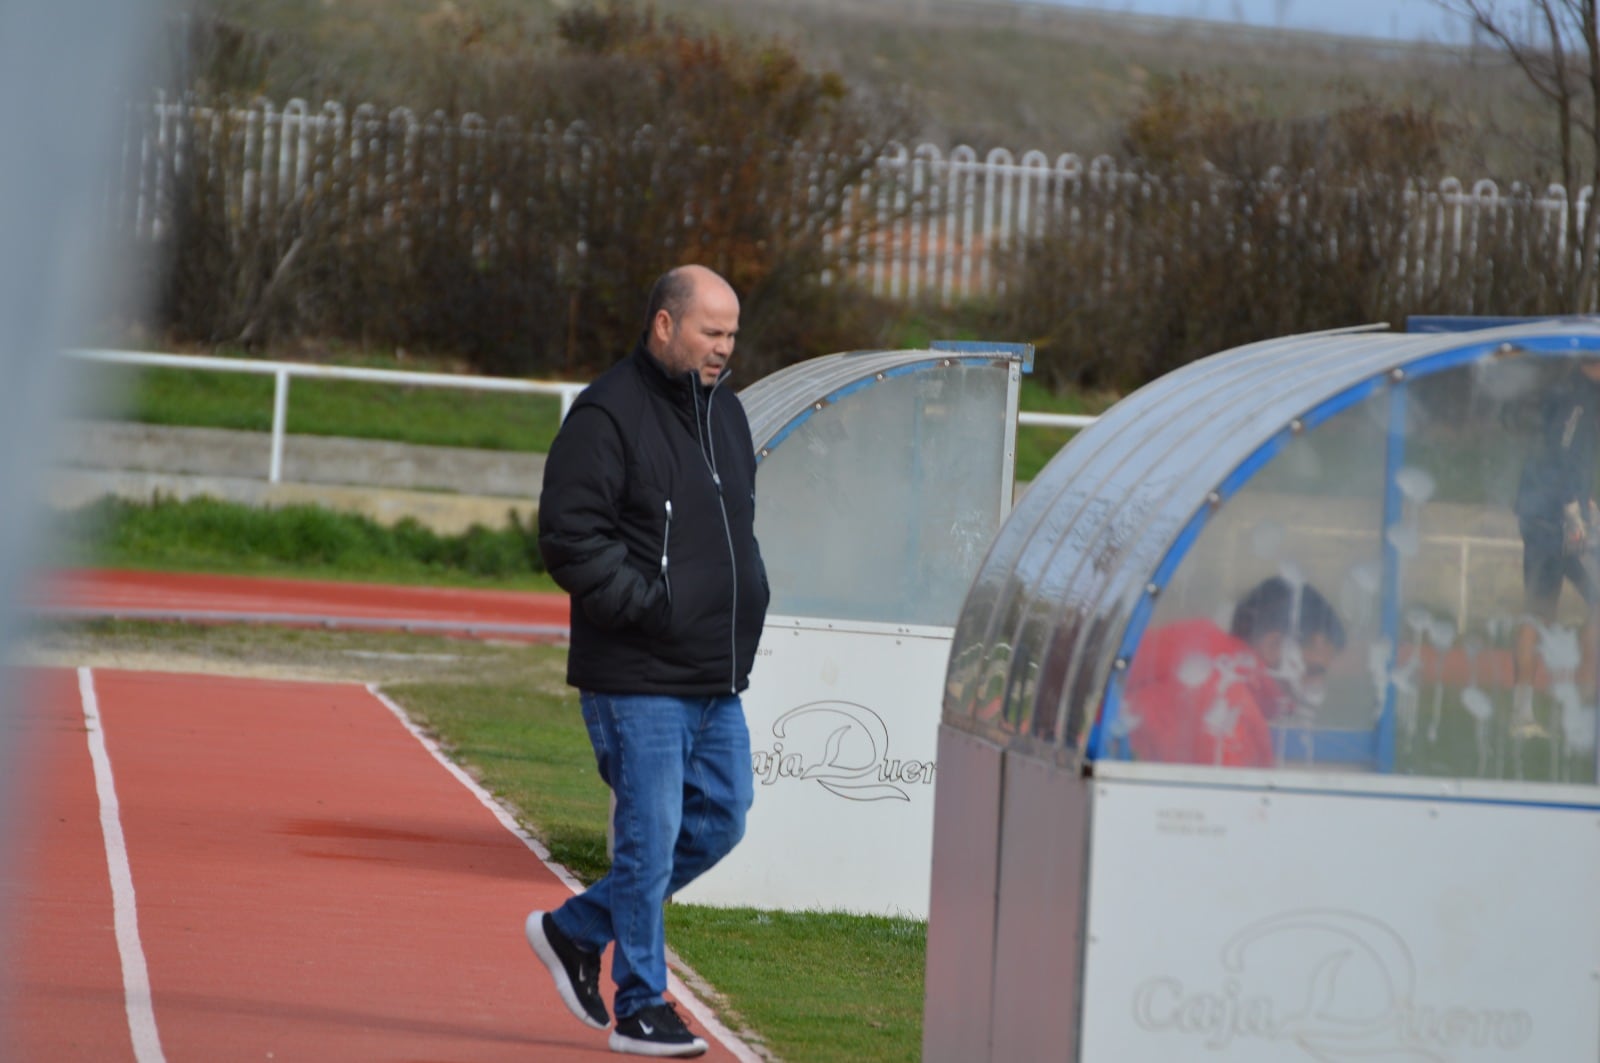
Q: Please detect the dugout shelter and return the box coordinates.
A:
[677,341,1031,917]
[924,319,1600,1061]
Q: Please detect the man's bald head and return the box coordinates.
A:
[645,265,740,387]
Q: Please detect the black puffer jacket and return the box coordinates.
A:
[538,341,769,695]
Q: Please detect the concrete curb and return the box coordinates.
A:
[52,422,539,534]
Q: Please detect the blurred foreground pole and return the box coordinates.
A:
[0,0,161,1033]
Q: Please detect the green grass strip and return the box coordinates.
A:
[666,906,925,1063]
[397,677,615,882]
[1015,376,1116,482]
[88,362,565,453]
[52,494,557,590]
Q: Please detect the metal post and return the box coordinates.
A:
[1000,362,1021,518]
[269,368,289,483]
[1375,379,1408,772]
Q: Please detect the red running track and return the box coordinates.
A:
[1,668,753,1061]
[29,568,1541,688]
[33,569,571,641]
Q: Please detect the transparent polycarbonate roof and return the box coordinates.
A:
[944,319,1600,785]
[742,344,1030,459]
[740,344,1029,628]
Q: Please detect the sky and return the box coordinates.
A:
[1049,0,1476,44]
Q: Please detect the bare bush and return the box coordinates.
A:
[1002,78,1575,392]
[1438,0,1600,310]
[137,1,910,377]
[150,102,361,346]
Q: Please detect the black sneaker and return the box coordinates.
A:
[525,910,609,1029]
[609,1002,708,1057]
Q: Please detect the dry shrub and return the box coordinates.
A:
[1003,76,1575,393]
[140,1,909,377]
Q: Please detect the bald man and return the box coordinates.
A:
[527,265,769,1057]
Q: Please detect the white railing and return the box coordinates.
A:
[113,95,1590,306]
[1016,411,1097,429]
[65,348,1097,482]
[67,349,586,484]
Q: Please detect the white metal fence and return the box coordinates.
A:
[111,95,1591,305]
[66,347,1097,484]
[68,349,586,484]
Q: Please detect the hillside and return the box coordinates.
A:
[186,0,1549,178]
[667,0,1534,165]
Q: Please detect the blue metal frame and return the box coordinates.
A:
[1090,377,1385,760]
[1375,383,1407,771]
[1268,725,1378,765]
[1091,331,1600,769]
[1406,315,1599,334]
[930,339,1036,374]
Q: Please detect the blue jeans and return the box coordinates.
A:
[550,691,753,1019]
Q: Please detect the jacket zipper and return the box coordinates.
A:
[660,499,673,605]
[698,375,741,694]
[715,480,737,693]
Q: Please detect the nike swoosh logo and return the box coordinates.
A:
[639,1022,655,1035]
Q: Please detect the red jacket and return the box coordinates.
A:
[1122,618,1290,768]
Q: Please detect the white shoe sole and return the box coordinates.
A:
[525,910,609,1030]
[608,1029,709,1057]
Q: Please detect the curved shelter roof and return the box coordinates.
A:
[943,318,1600,773]
[741,343,1032,458]
[739,342,1032,630]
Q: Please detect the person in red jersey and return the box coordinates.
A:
[1123,576,1346,768]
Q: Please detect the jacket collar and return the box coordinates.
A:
[631,336,732,402]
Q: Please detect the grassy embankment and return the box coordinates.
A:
[65,352,563,587]
[199,0,1542,176]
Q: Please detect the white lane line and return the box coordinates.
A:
[365,683,766,1063]
[78,667,167,1063]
